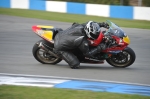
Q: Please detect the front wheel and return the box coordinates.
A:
[106,47,136,68]
[32,40,62,64]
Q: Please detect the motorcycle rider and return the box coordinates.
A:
[54,21,109,69]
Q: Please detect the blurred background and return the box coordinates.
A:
[50,0,150,6]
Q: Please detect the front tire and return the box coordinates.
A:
[106,47,136,68]
[32,40,62,64]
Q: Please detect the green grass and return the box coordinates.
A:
[0,8,150,29]
[0,85,150,99]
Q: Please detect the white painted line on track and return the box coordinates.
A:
[0,74,70,87]
[0,73,150,87]
[1,73,150,96]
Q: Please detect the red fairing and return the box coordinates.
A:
[32,25,40,33]
[88,32,104,46]
[102,36,128,52]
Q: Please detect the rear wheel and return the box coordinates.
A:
[106,47,136,68]
[32,40,62,64]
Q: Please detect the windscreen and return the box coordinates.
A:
[105,20,127,38]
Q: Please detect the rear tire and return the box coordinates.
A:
[106,47,136,68]
[32,40,62,64]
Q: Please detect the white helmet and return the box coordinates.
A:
[84,21,101,39]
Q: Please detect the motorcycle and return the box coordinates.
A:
[32,20,136,68]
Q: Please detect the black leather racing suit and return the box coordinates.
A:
[54,22,107,68]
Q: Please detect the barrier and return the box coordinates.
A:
[0,0,150,21]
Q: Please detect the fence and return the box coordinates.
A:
[0,0,150,21]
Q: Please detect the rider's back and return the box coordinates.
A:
[54,23,86,51]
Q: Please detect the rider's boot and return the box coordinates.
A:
[59,51,80,69]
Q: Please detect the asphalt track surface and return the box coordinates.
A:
[0,15,150,85]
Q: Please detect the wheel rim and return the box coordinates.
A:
[36,48,59,64]
[110,51,132,66]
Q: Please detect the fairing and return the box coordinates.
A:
[32,25,55,42]
[106,20,130,45]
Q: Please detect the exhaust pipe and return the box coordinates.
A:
[38,42,59,58]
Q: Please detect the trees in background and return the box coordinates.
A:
[52,0,129,6]
[143,0,150,7]
[50,0,150,6]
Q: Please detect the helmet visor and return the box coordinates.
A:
[90,23,101,39]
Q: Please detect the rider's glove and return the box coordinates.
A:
[104,35,112,43]
[99,22,109,29]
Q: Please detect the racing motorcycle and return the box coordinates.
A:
[32,20,136,68]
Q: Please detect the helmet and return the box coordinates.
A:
[84,21,101,39]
